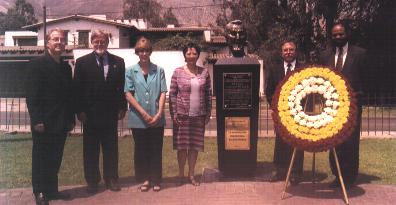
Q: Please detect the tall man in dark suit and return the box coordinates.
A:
[74,30,127,193]
[319,22,366,188]
[26,28,74,205]
[265,40,304,185]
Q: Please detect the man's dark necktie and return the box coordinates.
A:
[335,47,343,70]
[98,56,104,78]
[286,63,292,75]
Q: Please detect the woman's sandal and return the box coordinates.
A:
[152,185,161,192]
[139,182,150,192]
[189,176,200,186]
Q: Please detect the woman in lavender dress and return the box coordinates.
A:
[169,43,212,186]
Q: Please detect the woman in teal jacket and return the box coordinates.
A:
[124,36,167,192]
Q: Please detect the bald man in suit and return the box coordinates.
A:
[319,22,366,188]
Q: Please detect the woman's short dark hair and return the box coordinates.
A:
[182,43,201,58]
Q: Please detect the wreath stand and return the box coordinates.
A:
[280,94,350,205]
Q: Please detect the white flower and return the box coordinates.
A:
[295,84,303,92]
[288,95,296,102]
[302,79,309,87]
[325,100,333,106]
[316,77,325,84]
[294,99,300,107]
[299,119,307,126]
[304,86,312,94]
[307,121,314,128]
[294,115,301,122]
[328,86,336,93]
[331,109,338,117]
[309,77,316,85]
[332,93,339,99]
[290,109,297,116]
[324,107,333,114]
[318,85,326,94]
[324,81,331,87]
[324,92,332,99]
[325,115,334,123]
[313,121,321,129]
[311,85,319,93]
[296,105,303,111]
[290,89,298,96]
[288,101,294,108]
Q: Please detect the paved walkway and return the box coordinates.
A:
[1,168,395,205]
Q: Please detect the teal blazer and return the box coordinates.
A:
[124,62,167,128]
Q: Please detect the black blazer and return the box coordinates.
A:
[73,51,127,127]
[319,44,366,101]
[265,60,304,106]
[26,54,74,134]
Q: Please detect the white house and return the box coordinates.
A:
[22,15,141,48]
[4,31,38,46]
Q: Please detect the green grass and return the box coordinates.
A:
[0,133,395,189]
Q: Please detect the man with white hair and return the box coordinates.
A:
[74,29,126,193]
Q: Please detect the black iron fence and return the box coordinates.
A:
[1,96,395,137]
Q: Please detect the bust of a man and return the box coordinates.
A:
[225,20,247,57]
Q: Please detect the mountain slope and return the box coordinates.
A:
[0,0,222,26]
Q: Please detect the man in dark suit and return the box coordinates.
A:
[265,40,304,185]
[319,22,366,188]
[26,28,74,205]
[73,29,127,193]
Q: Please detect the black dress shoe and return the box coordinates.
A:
[289,174,301,186]
[34,193,49,205]
[269,171,285,182]
[46,191,71,200]
[106,180,121,192]
[329,179,340,188]
[86,183,99,194]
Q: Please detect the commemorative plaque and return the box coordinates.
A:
[225,117,250,150]
[223,73,252,109]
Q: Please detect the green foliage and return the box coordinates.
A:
[153,33,204,51]
[216,0,391,65]
[123,0,179,28]
[0,0,37,34]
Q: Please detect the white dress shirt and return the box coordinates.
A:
[334,43,348,68]
[283,60,296,75]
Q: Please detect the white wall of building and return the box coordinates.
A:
[72,49,264,96]
[4,31,38,46]
[73,49,208,92]
[37,20,121,48]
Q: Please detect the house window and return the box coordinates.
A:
[13,37,37,46]
[63,30,69,45]
[78,30,89,48]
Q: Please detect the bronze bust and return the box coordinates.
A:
[225,20,247,57]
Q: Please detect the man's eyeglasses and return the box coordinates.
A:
[92,40,108,45]
[49,37,65,43]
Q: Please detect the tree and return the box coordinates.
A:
[123,0,178,27]
[0,0,37,34]
[154,32,204,51]
[222,0,394,98]
[163,8,179,26]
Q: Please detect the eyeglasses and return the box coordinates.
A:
[49,37,65,43]
[92,40,107,45]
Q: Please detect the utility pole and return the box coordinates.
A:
[43,0,47,54]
